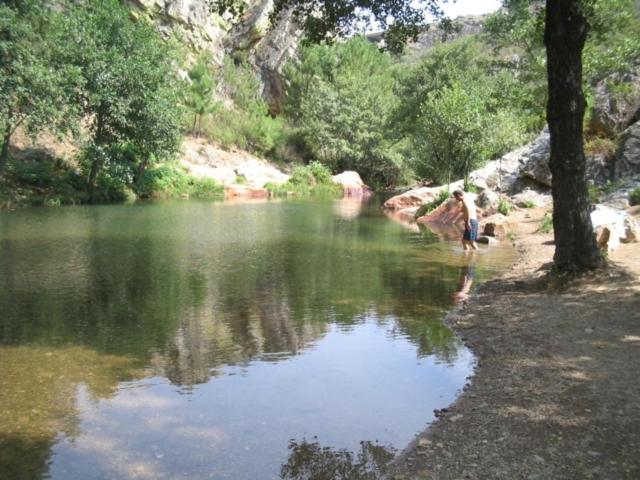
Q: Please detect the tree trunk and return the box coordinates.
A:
[0,123,12,174]
[135,157,149,186]
[87,158,102,203]
[544,0,603,271]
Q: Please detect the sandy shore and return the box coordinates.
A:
[390,206,640,479]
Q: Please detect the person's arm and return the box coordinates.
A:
[462,201,470,229]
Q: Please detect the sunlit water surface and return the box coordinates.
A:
[0,198,514,479]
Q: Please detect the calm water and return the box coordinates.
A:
[0,198,514,480]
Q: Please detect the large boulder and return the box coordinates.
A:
[482,213,519,238]
[417,197,465,224]
[331,171,373,197]
[589,66,640,137]
[519,128,552,187]
[476,189,499,209]
[383,185,455,210]
[469,146,524,193]
[590,204,639,252]
[612,121,640,180]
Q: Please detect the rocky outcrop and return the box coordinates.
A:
[417,197,466,224]
[589,65,640,137]
[227,1,303,114]
[180,136,290,188]
[128,0,228,62]
[612,121,640,180]
[128,0,302,110]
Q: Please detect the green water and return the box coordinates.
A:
[0,198,514,479]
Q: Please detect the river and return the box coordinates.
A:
[0,197,514,479]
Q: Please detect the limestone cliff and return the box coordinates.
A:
[126,0,302,112]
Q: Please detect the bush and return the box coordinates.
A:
[136,163,223,199]
[630,187,640,206]
[584,136,617,159]
[498,199,512,216]
[267,161,342,197]
[8,160,56,188]
[538,213,554,233]
[518,200,536,208]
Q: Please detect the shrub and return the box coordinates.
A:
[518,199,536,208]
[498,199,512,216]
[538,213,554,233]
[136,163,223,199]
[267,161,341,197]
[630,187,640,206]
[584,136,617,159]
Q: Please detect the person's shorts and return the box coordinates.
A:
[463,219,479,241]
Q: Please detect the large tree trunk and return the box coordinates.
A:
[544,0,603,271]
[0,123,12,174]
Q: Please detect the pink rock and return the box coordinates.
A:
[224,185,269,200]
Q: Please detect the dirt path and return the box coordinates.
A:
[390,207,640,480]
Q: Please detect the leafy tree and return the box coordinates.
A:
[59,0,181,200]
[184,53,219,136]
[285,36,406,187]
[0,1,79,173]
[394,38,527,186]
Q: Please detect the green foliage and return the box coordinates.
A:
[629,187,640,206]
[59,0,182,199]
[538,213,554,233]
[518,199,536,209]
[498,199,512,216]
[414,189,450,218]
[271,0,440,54]
[267,161,342,197]
[184,53,219,136]
[0,1,80,171]
[202,58,288,158]
[583,0,640,80]
[285,36,409,188]
[587,181,601,203]
[485,0,640,85]
[394,38,529,187]
[1,156,89,208]
[136,164,224,199]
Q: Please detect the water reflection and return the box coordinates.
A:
[0,199,514,479]
[281,438,396,480]
[453,253,477,304]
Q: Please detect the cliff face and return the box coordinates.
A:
[127,0,302,112]
[366,15,486,61]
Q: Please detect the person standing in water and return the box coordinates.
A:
[452,190,478,251]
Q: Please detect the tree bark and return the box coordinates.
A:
[0,123,11,174]
[544,0,603,271]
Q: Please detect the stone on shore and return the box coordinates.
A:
[482,213,519,238]
[331,171,373,197]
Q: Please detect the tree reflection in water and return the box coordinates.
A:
[280,438,396,480]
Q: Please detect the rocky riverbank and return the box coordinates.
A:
[388,205,640,480]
